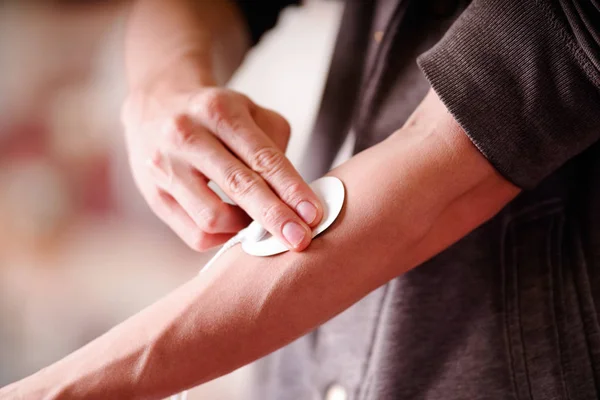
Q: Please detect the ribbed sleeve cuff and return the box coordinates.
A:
[418,0,600,189]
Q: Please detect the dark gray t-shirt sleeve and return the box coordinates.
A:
[417,0,600,189]
[232,0,300,45]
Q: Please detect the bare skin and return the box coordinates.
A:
[0,89,520,400]
[122,0,324,252]
[0,1,521,399]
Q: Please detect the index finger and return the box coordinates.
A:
[188,133,314,251]
[194,93,324,228]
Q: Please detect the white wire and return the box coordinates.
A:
[199,233,243,273]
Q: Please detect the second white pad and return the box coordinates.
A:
[241,176,345,257]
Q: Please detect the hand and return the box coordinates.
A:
[122,87,323,252]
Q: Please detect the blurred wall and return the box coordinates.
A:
[0,1,343,398]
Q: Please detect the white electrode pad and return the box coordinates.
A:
[241,176,345,257]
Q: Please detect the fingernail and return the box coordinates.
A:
[282,221,306,248]
[296,201,317,225]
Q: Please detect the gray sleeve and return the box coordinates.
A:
[417,0,600,189]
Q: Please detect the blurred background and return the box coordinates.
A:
[0,0,343,398]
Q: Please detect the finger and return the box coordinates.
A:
[193,95,323,228]
[148,189,234,251]
[150,159,250,234]
[251,106,291,151]
[166,122,313,251]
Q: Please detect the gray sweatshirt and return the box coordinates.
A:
[233,1,600,399]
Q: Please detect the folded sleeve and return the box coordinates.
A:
[232,0,301,45]
[418,0,600,189]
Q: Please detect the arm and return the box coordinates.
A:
[124,0,249,90]
[0,90,519,399]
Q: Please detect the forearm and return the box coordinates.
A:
[125,0,249,91]
[2,91,520,399]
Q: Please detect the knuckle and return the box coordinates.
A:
[164,114,195,149]
[149,149,164,169]
[147,150,167,177]
[199,90,246,140]
[281,181,305,203]
[189,229,210,252]
[197,206,221,233]
[261,203,288,228]
[224,167,260,197]
[212,112,231,139]
[251,146,286,176]
[146,151,174,188]
[202,90,229,123]
[226,113,244,134]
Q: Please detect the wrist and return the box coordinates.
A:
[123,51,217,127]
[127,49,218,100]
